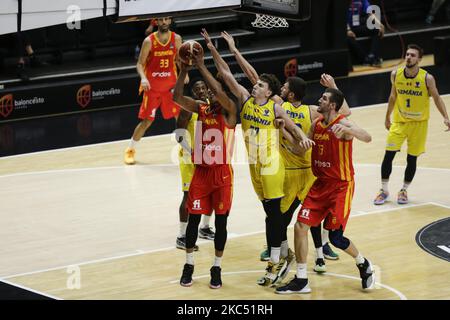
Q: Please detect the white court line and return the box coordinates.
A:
[428,202,450,210]
[169,270,407,300]
[353,202,433,217]
[0,279,62,300]
[3,201,441,281]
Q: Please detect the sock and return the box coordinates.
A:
[322,229,329,246]
[402,181,410,191]
[186,252,194,265]
[281,240,289,258]
[270,247,281,264]
[179,222,187,238]
[213,256,222,267]
[316,247,324,260]
[296,263,307,279]
[381,179,389,192]
[201,215,211,229]
[129,138,138,149]
[355,253,365,265]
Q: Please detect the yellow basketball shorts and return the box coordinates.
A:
[386,120,428,156]
[179,161,195,192]
[281,167,316,213]
[249,158,285,201]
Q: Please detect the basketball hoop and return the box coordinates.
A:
[251,14,289,29]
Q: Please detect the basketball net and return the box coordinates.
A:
[251,14,289,29]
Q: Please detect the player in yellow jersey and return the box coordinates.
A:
[201,29,314,287]
[374,44,450,205]
[175,80,217,251]
[220,31,351,269]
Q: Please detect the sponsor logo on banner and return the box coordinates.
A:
[284,59,298,78]
[77,84,121,108]
[0,94,14,118]
[77,85,92,108]
[297,61,324,74]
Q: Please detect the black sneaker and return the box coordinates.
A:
[16,63,29,82]
[180,263,194,287]
[313,258,326,273]
[275,276,311,294]
[357,258,375,290]
[199,227,215,240]
[176,236,199,251]
[209,266,222,289]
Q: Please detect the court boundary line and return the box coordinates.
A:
[0,279,61,300]
[168,270,407,300]
[3,201,447,281]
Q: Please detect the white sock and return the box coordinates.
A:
[201,215,211,228]
[129,138,138,149]
[355,253,365,265]
[270,247,281,264]
[316,247,324,260]
[402,181,410,191]
[186,252,194,265]
[322,229,330,246]
[213,256,222,267]
[296,263,308,279]
[381,179,389,193]
[281,240,289,258]
[179,222,187,238]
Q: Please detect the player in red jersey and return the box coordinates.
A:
[173,48,237,289]
[124,17,184,165]
[276,88,375,294]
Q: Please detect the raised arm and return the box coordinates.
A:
[385,70,398,130]
[201,29,249,106]
[176,109,193,153]
[426,73,450,131]
[173,64,200,113]
[175,34,189,84]
[319,74,351,116]
[137,37,151,92]
[222,31,259,86]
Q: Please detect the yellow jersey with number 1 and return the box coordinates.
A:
[393,67,430,122]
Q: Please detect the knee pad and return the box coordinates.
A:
[328,229,350,250]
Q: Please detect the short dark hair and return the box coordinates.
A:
[407,44,424,58]
[287,77,307,101]
[325,88,344,111]
[189,78,206,94]
[259,73,281,97]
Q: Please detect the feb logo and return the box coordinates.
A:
[284,58,298,78]
[0,94,14,118]
[77,85,91,108]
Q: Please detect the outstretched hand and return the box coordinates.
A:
[221,31,236,51]
[299,137,315,149]
[320,73,337,89]
[201,28,215,51]
[444,118,450,131]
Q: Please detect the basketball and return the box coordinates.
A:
[178,40,204,66]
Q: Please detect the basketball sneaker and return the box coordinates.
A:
[313,258,326,273]
[397,189,408,204]
[176,236,199,251]
[257,259,287,287]
[323,243,339,260]
[209,266,222,289]
[279,248,295,280]
[124,147,136,165]
[180,263,194,287]
[275,276,311,294]
[260,247,270,262]
[373,189,389,205]
[199,226,215,240]
[357,258,375,290]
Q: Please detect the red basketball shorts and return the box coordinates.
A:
[138,89,180,121]
[186,165,233,215]
[297,178,355,231]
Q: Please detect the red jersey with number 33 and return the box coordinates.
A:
[311,114,354,181]
[144,31,178,92]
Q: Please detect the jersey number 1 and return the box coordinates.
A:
[406,98,411,108]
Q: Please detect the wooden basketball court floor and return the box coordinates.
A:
[0,97,449,300]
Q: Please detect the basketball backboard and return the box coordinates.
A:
[237,0,311,21]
